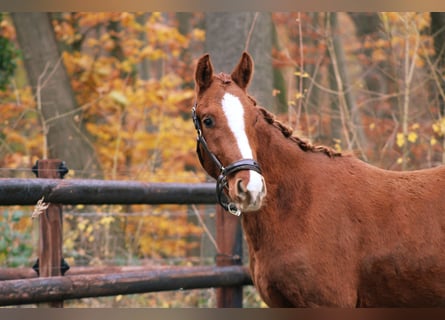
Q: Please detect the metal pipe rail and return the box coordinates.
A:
[0,168,247,308]
[0,178,217,206]
[0,265,252,306]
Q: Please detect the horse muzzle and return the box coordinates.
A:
[230,170,267,213]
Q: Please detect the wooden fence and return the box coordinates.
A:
[0,159,252,307]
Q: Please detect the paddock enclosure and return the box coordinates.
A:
[0,159,253,307]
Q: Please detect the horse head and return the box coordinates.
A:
[193,52,267,214]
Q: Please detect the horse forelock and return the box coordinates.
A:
[257,107,341,158]
[215,72,232,84]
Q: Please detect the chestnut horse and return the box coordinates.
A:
[192,52,445,307]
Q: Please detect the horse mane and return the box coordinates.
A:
[215,72,341,158]
[258,107,342,158]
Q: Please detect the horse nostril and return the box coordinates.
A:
[236,179,247,199]
[261,177,267,195]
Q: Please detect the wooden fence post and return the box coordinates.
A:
[215,205,244,308]
[32,159,69,308]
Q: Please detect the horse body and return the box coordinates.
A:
[193,52,445,307]
[244,126,445,307]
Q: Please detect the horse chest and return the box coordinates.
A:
[248,247,358,307]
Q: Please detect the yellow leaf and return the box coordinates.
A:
[295,92,304,100]
[109,90,128,106]
[121,60,134,74]
[396,133,405,147]
[372,49,386,62]
[440,117,445,135]
[415,59,425,68]
[192,28,205,41]
[333,138,342,153]
[431,137,437,146]
[78,220,87,231]
[432,118,445,136]
[294,71,310,78]
[407,132,418,143]
[100,216,115,226]
[86,225,93,234]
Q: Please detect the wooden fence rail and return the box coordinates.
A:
[0,159,248,308]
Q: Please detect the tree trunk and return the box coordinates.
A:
[205,12,273,108]
[327,13,367,156]
[204,13,273,305]
[348,12,397,118]
[430,12,445,117]
[430,12,445,164]
[11,13,101,176]
[348,13,385,93]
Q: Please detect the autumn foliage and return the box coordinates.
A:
[1,12,208,269]
[271,12,445,170]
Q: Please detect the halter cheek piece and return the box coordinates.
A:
[192,103,262,216]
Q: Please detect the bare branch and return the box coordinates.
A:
[191,205,220,254]
[244,12,259,53]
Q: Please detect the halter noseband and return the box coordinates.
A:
[192,103,262,216]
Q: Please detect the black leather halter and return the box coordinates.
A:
[192,103,262,216]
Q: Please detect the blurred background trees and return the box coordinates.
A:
[11,13,102,174]
[3,12,445,176]
[1,12,445,306]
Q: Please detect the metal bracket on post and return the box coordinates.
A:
[32,258,70,277]
[58,161,69,178]
[32,160,69,178]
[32,161,38,177]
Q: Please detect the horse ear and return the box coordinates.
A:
[195,53,214,94]
[231,51,254,90]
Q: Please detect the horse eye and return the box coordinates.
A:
[203,117,214,128]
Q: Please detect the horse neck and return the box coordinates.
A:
[254,114,308,190]
[241,113,311,250]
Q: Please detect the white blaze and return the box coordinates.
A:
[221,93,264,194]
